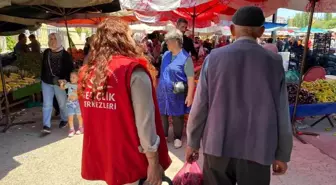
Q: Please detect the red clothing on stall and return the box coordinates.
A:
[308,40,312,49]
[79,55,171,185]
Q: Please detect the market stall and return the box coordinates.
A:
[0,63,40,132]
[287,75,336,128]
[0,0,123,132]
[0,19,44,131]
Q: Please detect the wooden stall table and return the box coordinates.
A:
[0,82,41,132]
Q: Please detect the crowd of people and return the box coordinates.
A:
[258,36,310,53]
[30,5,294,185]
[13,33,41,55]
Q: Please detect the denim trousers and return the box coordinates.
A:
[42,81,67,127]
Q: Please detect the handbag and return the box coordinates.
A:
[47,50,63,85]
[173,81,188,94]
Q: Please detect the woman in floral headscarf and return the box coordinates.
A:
[40,33,74,134]
[133,32,158,86]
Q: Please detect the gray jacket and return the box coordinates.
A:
[187,37,293,165]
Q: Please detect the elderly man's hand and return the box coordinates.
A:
[185,146,199,163]
[272,160,288,175]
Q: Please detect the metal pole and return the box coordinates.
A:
[192,6,196,40]
[0,57,11,131]
[291,0,319,142]
[64,16,73,56]
[271,12,277,42]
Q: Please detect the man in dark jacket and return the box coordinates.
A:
[161,18,198,59]
[186,6,292,185]
[14,33,29,55]
[28,34,41,53]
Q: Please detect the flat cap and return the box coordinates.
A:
[232,6,265,27]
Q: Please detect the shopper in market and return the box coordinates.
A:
[157,28,195,149]
[186,6,293,185]
[276,37,284,52]
[28,34,41,53]
[41,33,74,133]
[59,71,83,138]
[78,17,171,185]
[133,32,158,86]
[161,18,198,59]
[133,32,154,63]
[83,36,91,56]
[14,33,29,55]
[263,38,278,53]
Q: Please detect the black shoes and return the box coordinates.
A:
[42,126,51,134]
[59,121,68,128]
[41,121,67,134]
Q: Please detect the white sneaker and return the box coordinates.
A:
[68,129,75,138]
[174,139,182,149]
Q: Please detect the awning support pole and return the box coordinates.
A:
[192,6,196,40]
[291,0,319,143]
[64,16,73,57]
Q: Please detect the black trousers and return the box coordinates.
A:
[203,154,271,185]
[161,115,184,140]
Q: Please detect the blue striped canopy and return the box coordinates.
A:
[296,27,328,33]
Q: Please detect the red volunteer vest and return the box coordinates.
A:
[79,56,171,185]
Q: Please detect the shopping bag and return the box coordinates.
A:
[285,70,300,83]
[173,162,203,185]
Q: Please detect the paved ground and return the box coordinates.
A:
[0,108,336,185]
[298,117,336,161]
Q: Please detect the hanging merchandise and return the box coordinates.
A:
[324,54,336,75]
[311,33,336,75]
[312,33,331,65]
[288,48,304,72]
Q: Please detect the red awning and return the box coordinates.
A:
[49,0,283,28]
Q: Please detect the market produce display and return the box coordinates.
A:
[287,83,317,105]
[13,52,42,77]
[302,79,336,103]
[0,71,37,92]
[68,48,85,61]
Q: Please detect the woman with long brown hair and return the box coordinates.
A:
[78,17,171,185]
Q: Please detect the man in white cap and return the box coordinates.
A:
[186,6,293,185]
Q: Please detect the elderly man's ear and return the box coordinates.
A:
[257,26,265,38]
[230,24,236,37]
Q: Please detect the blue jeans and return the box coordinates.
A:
[42,81,67,127]
[66,100,81,115]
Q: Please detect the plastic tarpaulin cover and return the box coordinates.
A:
[286,0,336,13]
[128,0,288,27]
[0,0,114,8]
[120,0,288,12]
[290,103,336,117]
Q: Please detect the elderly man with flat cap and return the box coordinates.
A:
[185,6,293,185]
